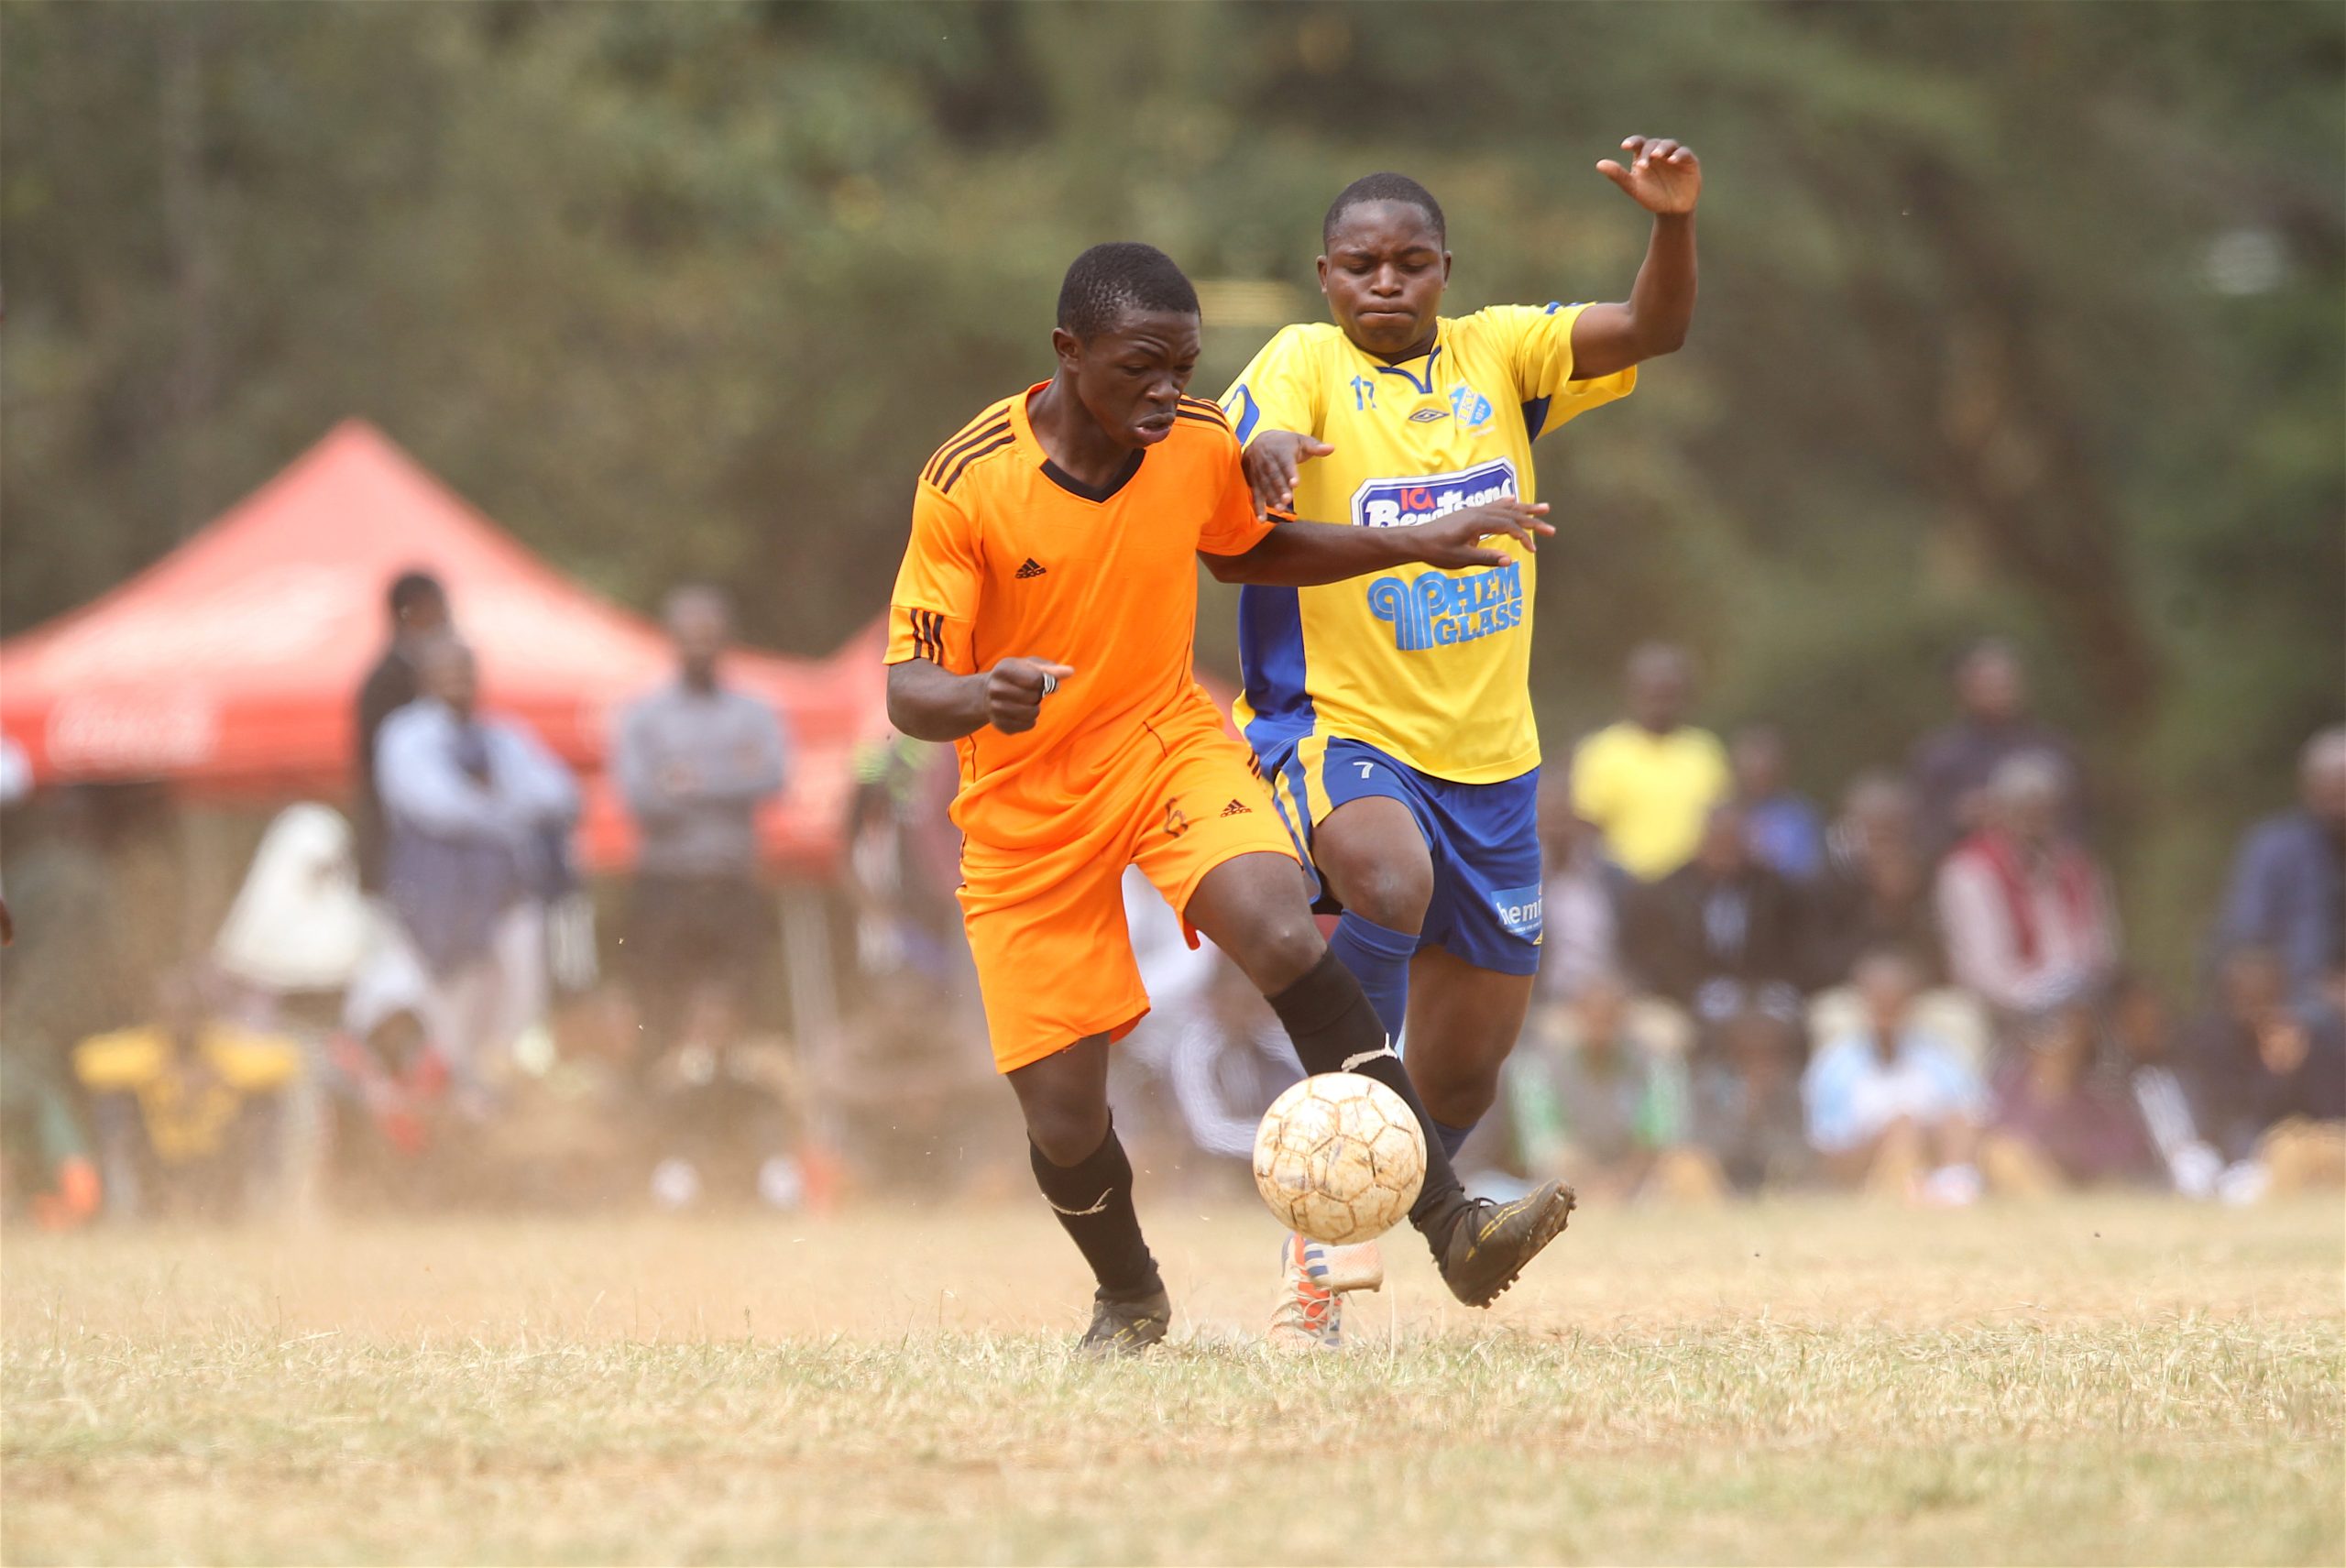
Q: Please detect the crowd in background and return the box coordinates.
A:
[0,569,823,1223]
[1113,639,2345,1209]
[1498,640,2346,1206]
[2,577,2340,1225]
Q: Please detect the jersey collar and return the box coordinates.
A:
[1014,381,1147,504]
[1357,324,1446,397]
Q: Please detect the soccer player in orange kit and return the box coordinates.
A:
[884,243,1575,1354]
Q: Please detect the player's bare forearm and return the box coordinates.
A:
[887,653,1071,739]
[1571,135,1702,380]
[1570,213,1695,378]
[1201,519,1416,587]
[1626,210,1699,354]
[1202,502,1553,586]
[886,658,990,741]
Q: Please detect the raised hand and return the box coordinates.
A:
[983,657,1075,734]
[1402,499,1554,570]
[1240,430,1335,517]
[1595,136,1701,216]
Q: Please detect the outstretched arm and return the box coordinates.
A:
[1569,136,1702,380]
[1202,500,1552,587]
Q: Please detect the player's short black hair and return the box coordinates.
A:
[1323,172,1446,249]
[387,569,445,618]
[1056,242,1200,341]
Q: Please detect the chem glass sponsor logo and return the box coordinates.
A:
[1365,561,1524,652]
[1489,884,1543,940]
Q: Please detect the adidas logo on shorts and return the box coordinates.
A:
[1014,558,1047,579]
[1221,799,1251,817]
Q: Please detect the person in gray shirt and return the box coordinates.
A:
[616,586,790,1074]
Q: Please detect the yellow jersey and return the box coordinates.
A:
[72,1024,301,1164]
[1568,719,1730,881]
[1221,306,1635,783]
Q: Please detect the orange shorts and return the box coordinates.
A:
[958,726,1296,1073]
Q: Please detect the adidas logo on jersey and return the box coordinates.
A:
[1014,558,1047,579]
[1220,799,1252,817]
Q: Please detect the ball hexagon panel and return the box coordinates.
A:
[1254,1073,1429,1245]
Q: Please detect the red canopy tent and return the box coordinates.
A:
[0,422,882,873]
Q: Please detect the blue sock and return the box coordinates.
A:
[1432,1117,1476,1163]
[1325,910,1416,1045]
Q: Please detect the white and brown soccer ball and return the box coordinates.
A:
[1252,1074,1427,1245]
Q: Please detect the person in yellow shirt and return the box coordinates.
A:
[1222,138,1703,1348]
[72,968,302,1221]
[1572,642,1732,882]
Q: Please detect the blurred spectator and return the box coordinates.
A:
[0,791,127,1052]
[329,968,449,1175]
[1570,643,1729,882]
[639,1037,806,1212]
[1731,724,1824,883]
[1910,637,2083,855]
[2185,948,2346,1184]
[0,789,121,1227]
[1937,752,2117,1020]
[353,570,453,894]
[1986,1003,2152,1192]
[1627,801,1807,1029]
[1909,637,2085,859]
[1118,864,1218,1047]
[1693,1007,1812,1193]
[376,638,578,1099]
[1537,769,1622,1004]
[1808,773,1946,989]
[2210,726,2346,1031]
[1110,872,1297,1188]
[844,733,966,993]
[72,967,301,1221]
[1507,975,1716,1201]
[1159,955,1303,1165]
[1803,950,1987,1203]
[2100,973,2225,1199]
[822,736,998,1197]
[213,804,369,998]
[616,585,789,1072]
[0,1052,98,1230]
[822,976,1005,1199]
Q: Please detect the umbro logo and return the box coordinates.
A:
[1409,407,1449,423]
[1220,799,1251,817]
[1014,558,1048,579]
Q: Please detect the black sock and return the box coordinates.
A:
[1029,1123,1162,1302]
[1265,950,1473,1250]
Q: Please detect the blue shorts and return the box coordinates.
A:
[1258,734,1543,977]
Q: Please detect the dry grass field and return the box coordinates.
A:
[4,1194,2341,1565]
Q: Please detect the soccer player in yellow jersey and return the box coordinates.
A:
[885,243,1578,1354]
[1222,137,1703,1348]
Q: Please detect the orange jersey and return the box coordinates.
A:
[886,384,1273,850]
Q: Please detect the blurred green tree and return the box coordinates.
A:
[2,0,2338,975]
